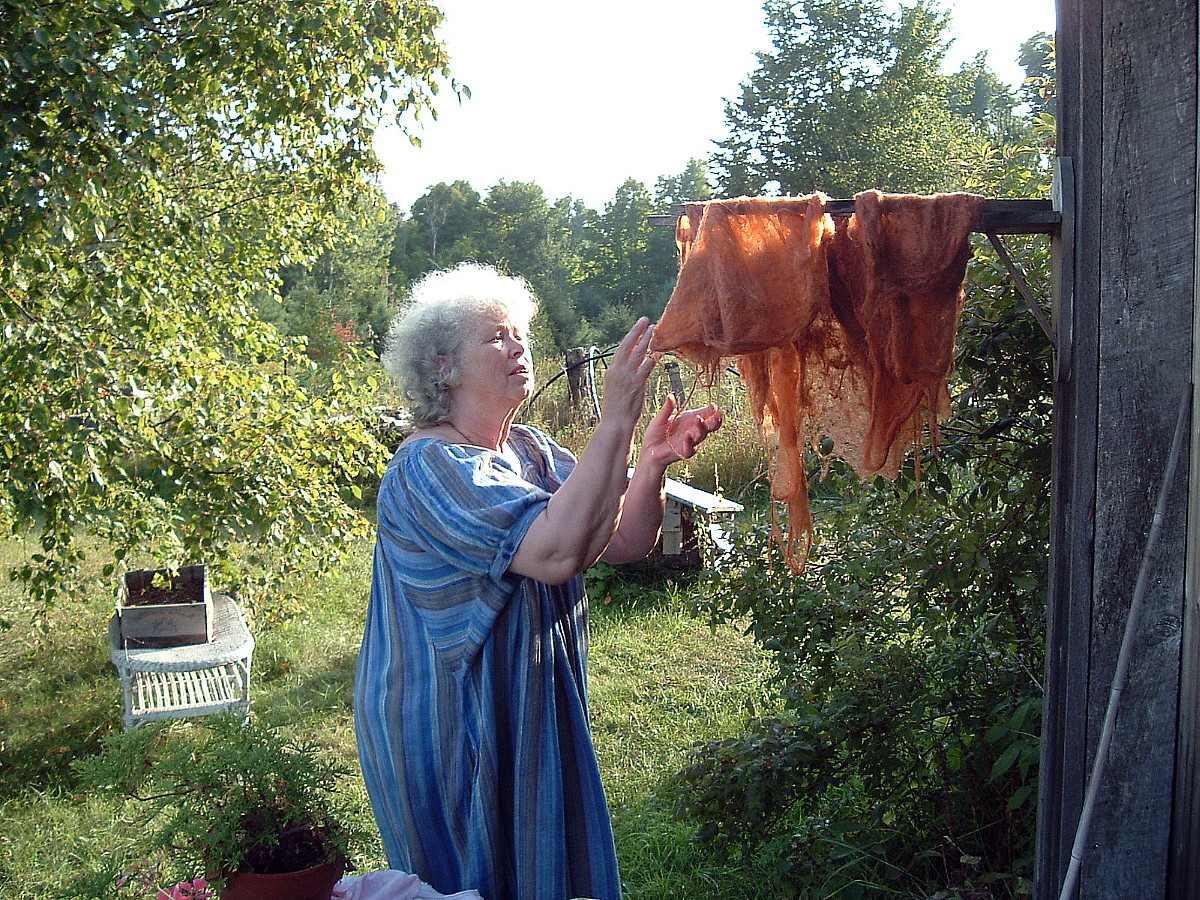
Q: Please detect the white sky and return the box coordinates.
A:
[375,1,1056,213]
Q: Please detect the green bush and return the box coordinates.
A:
[73,715,364,887]
[669,205,1053,898]
[675,455,1045,896]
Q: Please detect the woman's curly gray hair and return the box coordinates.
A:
[382,263,539,428]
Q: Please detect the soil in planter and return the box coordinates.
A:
[124,587,190,606]
[240,824,338,875]
[122,581,204,606]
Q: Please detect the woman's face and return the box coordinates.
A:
[451,309,533,411]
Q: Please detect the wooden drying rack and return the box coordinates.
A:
[649,198,1060,235]
[649,197,1062,347]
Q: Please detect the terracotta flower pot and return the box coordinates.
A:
[220,857,345,900]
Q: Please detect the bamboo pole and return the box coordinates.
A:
[1057,384,1193,900]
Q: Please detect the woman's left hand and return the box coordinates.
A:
[641,394,724,466]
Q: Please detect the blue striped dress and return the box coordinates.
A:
[354,424,622,900]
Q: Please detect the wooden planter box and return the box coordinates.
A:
[117,565,213,648]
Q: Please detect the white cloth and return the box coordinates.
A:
[332,869,484,900]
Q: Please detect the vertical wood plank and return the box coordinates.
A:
[1038,0,1102,892]
[1169,381,1199,895]
[1040,1,1197,898]
[1086,0,1195,895]
[1168,11,1200,891]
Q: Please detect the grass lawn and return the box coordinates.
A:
[0,533,778,899]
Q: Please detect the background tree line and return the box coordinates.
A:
[270,0,1053,367]
[261,167,703,363]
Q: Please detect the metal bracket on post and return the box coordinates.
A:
[985,230,1056,348]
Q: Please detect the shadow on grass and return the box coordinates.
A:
[0,623,121,797]
[251,647,359,732]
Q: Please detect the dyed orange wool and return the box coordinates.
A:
[654,194,833,369]
[828,190,987,476]
[652,191,984,572]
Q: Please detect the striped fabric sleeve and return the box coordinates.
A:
[385,439,551,585]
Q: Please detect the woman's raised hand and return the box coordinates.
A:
[641,394,724,466]
[600,317,658,426]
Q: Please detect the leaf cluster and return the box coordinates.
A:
[1,0,449,610]
[715,0,1033,198]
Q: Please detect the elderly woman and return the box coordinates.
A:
[354,262,722,900]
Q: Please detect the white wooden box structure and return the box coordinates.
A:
[109,592,254,730]
[117,565,213,648]
[663,476,743,554]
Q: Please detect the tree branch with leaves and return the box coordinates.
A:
[1,0,454,611]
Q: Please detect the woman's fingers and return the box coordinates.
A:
[674,405,724,452]
[616,317,651,359]
[608,319,657,391]
[632,325,656,374]
[697,403,723,433]
[641,401,723,464]
[626,320,657,370]
[652,392,678,425]
[601,318,660,424]
[641,395,677,448]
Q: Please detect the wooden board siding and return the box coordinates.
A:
[1090,0,1195,890]
[1039,1,1197,897]
[1171,53,1200,890]
[1038,0,1102,888]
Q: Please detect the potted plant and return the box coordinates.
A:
[75,714,362,900]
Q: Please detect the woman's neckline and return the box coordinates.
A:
[402,423,525,452]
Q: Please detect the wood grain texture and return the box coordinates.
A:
[1041,1,1197,897]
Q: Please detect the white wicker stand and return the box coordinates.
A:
[109,592,254,730]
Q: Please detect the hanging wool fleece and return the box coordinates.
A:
[657,193,833,368]
[650,190,985,572]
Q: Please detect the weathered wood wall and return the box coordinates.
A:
[1038,1,1197,897]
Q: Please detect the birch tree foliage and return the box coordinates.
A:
[1,0,451,611]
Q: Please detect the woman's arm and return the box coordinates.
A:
[600,395,724,565]
[508,318,658,584]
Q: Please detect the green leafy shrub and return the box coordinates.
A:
[73,715,364,887]
[676,460,1045,895]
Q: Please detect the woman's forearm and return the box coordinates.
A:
[600,454,668,564]
[509,416,638,584]
[510,318,661,583]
